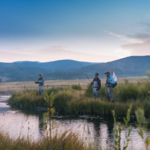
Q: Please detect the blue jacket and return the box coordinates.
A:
[106,75,115,87]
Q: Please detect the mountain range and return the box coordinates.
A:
[0,56,150,82]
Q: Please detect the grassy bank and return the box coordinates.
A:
[7,79,150,116]
[0,131,97,150]
[85,79,150,102]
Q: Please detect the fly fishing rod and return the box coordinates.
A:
[76,58,91,83]
[14,63,35,82]
[9,58,35,82]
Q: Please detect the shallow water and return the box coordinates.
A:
[0,95,149,150]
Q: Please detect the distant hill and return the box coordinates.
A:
[0,56,150,82]
[81,56,150,78]
[0,60,95,70]
[13,60,95,70]
[0,60,97,81]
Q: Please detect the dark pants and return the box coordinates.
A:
[106,87,113,102]
[39,85,44,95]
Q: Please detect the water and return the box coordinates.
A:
[0,95,149,150]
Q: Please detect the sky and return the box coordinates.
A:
[0,0,150,62]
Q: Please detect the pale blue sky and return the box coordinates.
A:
[0,0,150,62]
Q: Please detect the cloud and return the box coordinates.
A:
[120,33,150,55]
[106,26,150,56]
[120,40,150,55]
[104,31,144,43]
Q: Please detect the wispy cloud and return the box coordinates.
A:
[105,21,150,56]
[120,40,150,55]
[105,31,144,43]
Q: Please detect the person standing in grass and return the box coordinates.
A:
[35,74,44,95]
[105,71,115,102]
[91,73,101,99]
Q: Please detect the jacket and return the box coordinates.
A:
[106,75,115,87]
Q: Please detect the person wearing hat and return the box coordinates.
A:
[35,74,44,95]
[105,71,115,102]
[91,73,101,99]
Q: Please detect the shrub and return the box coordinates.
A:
[53,93,72,112]
[71,84,82,90]
[100,86,106,99]
[146,69,150,80]
[84,84,93,97]
[47,87,63,95]
[115,83,139,102]
[139,81,150,98]
[124,79,129,85]
[8,91,47,108]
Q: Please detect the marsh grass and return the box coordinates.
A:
[67,98,150,116]
[84,84,93,97]
[8,91,47,108]
[0,131,98,150]
[8,80,150,116]
[47,87,64,95]
[71,84,82,90]
[85,80,150,102]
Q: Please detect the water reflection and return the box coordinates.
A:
[0,95,149,150]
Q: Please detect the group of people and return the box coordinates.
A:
[91,71,116,102]
[35,71,116,102]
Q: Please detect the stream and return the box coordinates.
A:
[0,95,149,150]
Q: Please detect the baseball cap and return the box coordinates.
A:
[105,71,110,74]
[95,73,99,76]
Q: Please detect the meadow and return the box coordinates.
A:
[7,76,150,117]
[0,77,146,92]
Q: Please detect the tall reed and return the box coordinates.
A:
[0,131,97,150]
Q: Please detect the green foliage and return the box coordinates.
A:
[47,87,63,95]
[53,93,72,112]
[135,108,145,127]
[71,84,82,90]
[146,69,150,80]
[124,79,129,85]
[112,106,132,150]
[135,108,150,149]
[115,83,139,102]
[85,81,150,102]
[84,84,93,97]
[99,86,106,99]
[44,92,55,105]
[43,92,56,138]
[8,91,47,108]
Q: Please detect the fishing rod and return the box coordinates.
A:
[10,59,35,82]
[76,58,91,83]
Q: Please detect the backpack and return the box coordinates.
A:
[112,72,117,88]
[112,82,117,88]
[106,78,117,88]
